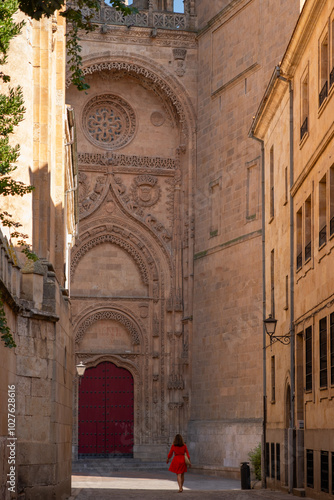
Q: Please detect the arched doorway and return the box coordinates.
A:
[78,362,134,457]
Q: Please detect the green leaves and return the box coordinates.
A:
[0,298,16,348]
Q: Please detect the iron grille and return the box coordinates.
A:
[306,449,314,488]
[296,251,302,270]
[305,241,311,261]
[332,452,334,494]
[266,443,270,477]
[276,443,280,481]
[330,216,334,237]
[319,317,328,389]
[319,224,327,247]
[305,326,312,391]
[330,313,334,386]
[300,116,308,141]
[330,67,334,88]
[319,81,328,107]
[321,451,329,493]
[271,443,275,478]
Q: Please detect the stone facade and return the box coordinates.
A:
[251,0,334,497]
[0,11,76,500]
[66,3,197,460]
[189,0,300,476]
[66,0,301,476]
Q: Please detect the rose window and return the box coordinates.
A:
[82,94,136,150]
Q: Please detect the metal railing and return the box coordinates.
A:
[319,224,327,247]
[300,116,308,141]
[330,215,334,237]
[319,81,328,107]
[330,67,334,88]
[80,4,191,30]
[305,241,311,261]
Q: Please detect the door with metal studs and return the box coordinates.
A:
[78,361,134,457]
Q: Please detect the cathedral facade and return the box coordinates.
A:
[67,0,301,476]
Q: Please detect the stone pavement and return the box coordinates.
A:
[69,460,313,500]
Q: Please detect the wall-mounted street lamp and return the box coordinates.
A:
[76,361,86,382]
[264,314,290,345]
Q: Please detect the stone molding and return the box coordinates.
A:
[71,231,150,285]
[66,54,197,144]
[75,309,141,346]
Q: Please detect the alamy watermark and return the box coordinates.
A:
[7,384,16,494]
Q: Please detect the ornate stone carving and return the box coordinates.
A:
[131,175,161,207]
[75,310,141,345]
[71,233,149,285]
[153,314,159,337]
[167,373,184,390]
[82,94,136,150]
[68,61,190,138]
[79,175,107,216]
[78,151,176,170]
[173,48,187,77]
[168,402,184,409]
[78,171,90,202]
[150,111,165,127]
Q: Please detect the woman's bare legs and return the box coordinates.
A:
[177,474,183,492]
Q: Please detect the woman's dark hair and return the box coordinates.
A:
[173,434,185,447]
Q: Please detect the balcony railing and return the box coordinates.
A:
[300,116,308,141]
[305,241,311,261]
[319,81,328,107]
[330,215,334,237]
[296,251,302,270]
[68,3,192,30]
[319,224,327,247]
[330,67,334,88]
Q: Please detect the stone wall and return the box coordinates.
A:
[190,0,301,475]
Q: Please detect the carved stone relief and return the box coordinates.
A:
[78,152,176,170]
[75,310,141,346]
[131,175,161,207]
[167,372,184,390]
[172,48,187,77]
[82,94,136,150]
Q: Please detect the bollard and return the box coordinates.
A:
[240,461,251,490]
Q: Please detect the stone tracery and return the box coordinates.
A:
[82,94,136,150]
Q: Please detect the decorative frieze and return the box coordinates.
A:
[78,151,176,170]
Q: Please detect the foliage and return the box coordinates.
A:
[0,0,37,348]
[17,0,135,91]
[248,443,261,481]
[0,297,16,348]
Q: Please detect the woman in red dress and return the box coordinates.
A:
[166,434,191,492]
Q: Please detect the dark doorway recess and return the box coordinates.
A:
[78,361,134,457]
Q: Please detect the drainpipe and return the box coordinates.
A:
[249,132,266,489]
[278,71,295,494]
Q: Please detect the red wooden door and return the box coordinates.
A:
[78,362,134,457]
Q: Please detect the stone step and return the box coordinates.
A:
[72,458,167,472]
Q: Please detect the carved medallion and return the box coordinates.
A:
[82,94,136,150]
[131,175,161,207]
[150,111,165,127]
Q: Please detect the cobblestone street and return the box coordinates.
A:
[69,461,312,500]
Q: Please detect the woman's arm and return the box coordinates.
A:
[166,445,174,463]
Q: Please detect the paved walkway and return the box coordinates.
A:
[69,461,312,500]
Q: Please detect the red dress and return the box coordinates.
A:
[167,444,190,474]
